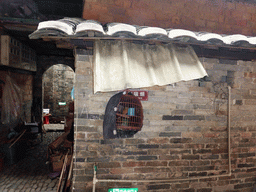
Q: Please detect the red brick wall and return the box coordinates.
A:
[83,0,256,36]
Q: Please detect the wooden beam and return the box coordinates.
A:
[193,45,256,61]
[39,36,256,61]
[56,41,74,49]
[0,64,36,75]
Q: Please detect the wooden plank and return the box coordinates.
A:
[39,35,256,50]
[38,35,256,60]
[0,65,36,75]
[61,153,74,192]
[65,155,74,189]
[41,38,53,42]
[57,152,68,192]
[56,41,74,49]
[50,154,72,172]
[48,131,69,150]
[1,35,10,66]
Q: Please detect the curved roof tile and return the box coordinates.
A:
[106,23,137,36]
[247,37,256,45]
[138,27,168,36]
[168,29,197,39]
[222,34,248,45]
[76,20,105,34]
[196,32,224,42]
[29,17,256,48]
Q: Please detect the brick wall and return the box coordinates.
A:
[73,48,256,192]
[83,0,256,36]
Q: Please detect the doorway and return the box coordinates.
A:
[42,64,75,131]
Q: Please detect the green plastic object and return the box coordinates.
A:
[108,188,138,192]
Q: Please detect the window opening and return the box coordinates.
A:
[103,90,143,139]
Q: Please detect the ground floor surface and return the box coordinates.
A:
[0,129,63,192]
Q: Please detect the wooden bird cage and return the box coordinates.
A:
[115,91,143,131]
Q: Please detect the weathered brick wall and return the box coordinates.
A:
[83,0,256,36]
[43,64,74,119]
[73,48,256,192]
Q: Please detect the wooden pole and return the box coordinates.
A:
[9,129,26,148]
[57,152,68,192]
[64,154,74,191]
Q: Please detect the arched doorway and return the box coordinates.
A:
[42,64,75,130]
[41,64,75,189]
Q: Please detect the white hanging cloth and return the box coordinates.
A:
[94,40,207,93]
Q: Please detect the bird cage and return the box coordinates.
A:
[115,91,143,131]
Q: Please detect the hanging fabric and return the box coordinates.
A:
[1,75,23,130]
[94,40,207,93]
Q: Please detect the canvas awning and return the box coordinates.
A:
[94,40,207,93]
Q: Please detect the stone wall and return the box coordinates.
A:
[43,64,74,119]
[73,48,256,192]
[83,0,256,36]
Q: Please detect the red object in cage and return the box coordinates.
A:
[115,92,143,131]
